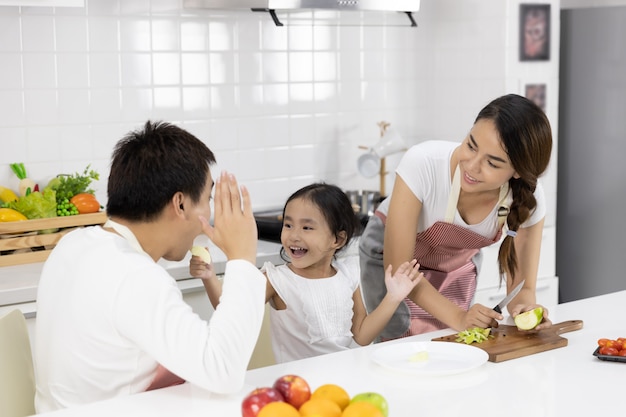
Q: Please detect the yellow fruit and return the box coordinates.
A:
[0,186,18,203]
[257,401,300,417]
[0,208,28,222]
[190,245,212,263]
[299,398,342,417]
[341,402,384,417]
[311,384,351,410]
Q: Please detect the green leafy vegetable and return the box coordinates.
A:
[48,165,100,204]
[455,327,494,344]
[9,188,57,219]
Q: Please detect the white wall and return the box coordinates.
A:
[0,0,559,216]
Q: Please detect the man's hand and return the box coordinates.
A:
[200,171,257,264]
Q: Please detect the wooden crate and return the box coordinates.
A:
[0,212,108,267]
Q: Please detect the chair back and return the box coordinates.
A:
[0,309,36,417]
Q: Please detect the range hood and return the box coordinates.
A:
[183,0,420,27]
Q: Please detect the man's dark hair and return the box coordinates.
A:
[107,121,216,221]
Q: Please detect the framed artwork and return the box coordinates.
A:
[525,83,546,111]
[520,4,550,61]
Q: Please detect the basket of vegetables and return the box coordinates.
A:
[0,164,107,267]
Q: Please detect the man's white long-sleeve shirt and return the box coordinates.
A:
[34,226,266,413]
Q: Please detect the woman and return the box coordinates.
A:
[359,94,554,339]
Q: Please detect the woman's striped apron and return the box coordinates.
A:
[371,167,509,338]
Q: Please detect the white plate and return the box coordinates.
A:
[370,341,488,376]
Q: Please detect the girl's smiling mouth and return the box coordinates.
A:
[289,246,308,258]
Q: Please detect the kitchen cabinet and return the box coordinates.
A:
[473,226,558,307]
[0,0,84,6]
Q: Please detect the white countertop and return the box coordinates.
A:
[29,290,626,417]
[0,235,283,314]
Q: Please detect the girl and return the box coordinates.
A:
[191,183,422,363]
[359,94,554,339]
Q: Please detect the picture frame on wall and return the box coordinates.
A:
[525,83,546,111]
[520,4,550,61]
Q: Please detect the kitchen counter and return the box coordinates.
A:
[28,290,626,417]
[0,235,283,317]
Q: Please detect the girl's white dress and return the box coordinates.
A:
[263,257,361,363]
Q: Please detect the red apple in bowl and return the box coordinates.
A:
[272,374,311,409]
[241,387,284,417]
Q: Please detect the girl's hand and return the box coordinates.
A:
[510,303,552,330]
[189,249,215,281]
[383,259,422,303]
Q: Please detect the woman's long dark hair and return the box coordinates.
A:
[475,94,552,281]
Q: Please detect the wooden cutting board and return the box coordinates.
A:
[431,320,583,363]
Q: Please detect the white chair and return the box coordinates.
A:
[0,309,36,417]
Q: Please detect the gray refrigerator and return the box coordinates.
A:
[557,6,626,302]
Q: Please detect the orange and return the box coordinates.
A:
[341,401,384,417]
[311,384,351,410]
[257,401,300,417]
[299,398,342,417]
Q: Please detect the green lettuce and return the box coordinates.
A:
[9,188,57,219]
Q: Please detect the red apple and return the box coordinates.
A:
[272,374,311,409]
[241,387,284,417]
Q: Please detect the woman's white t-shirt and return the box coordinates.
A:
[376,140,546,238]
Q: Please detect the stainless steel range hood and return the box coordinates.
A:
[183,0,420,27]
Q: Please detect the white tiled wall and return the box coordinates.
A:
[0,0,559,215]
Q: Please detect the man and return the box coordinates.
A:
[34,121,266,412]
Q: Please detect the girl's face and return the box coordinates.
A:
[457,118,518,193]
[281,197,345,278]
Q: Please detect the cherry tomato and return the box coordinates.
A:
[619,349,626,357]
[613,340,624,350]
[598,338,611,347]
[599,346,619,356]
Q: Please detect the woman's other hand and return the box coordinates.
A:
[510,303,552,330]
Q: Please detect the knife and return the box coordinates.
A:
[492,280,525,314]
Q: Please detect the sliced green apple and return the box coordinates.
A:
[514,307,543,330]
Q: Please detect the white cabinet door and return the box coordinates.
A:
[473,276,559,308]
[477,227,556,288]
[474,226,558,307]
[179,278,215,321]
